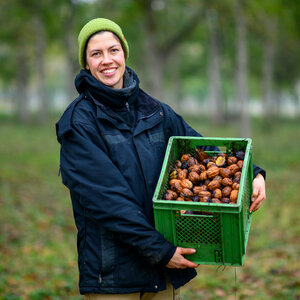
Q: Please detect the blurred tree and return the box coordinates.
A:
[235,0,250,137]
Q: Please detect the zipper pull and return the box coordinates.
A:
[125,101,130,112]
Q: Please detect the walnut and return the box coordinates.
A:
[213,175,223,183]
[233,177,240,184]
[219,168,231,178]
[227,164,239,176]
[199,164,206,172]
[237,160,243,169]
[206,166,220,179]
[212,188,222,199]
[181,153,191,162]
[232,183,240,190]
[195,148,209,163]
[227,156,238,165]
[180,179,193,189]
[174,160,182,169]
[177,169,187,180]
[163,190,178,200]
[221,177,233,187]
[211,198,222,203]
[198,191,212,200]
[208,180,221,191]
[180,188,193,200]
[187,157,197,167]
[170,180,183,193]
[234,171,241,179]
[199,171,208,181]
[176,197,185,202]
[207,162,217,169]
[221,197,230,204]
[193,185,208,195]
[230,190,239,203]
[222,186,232,197]
[188,164,202,174]
[188,171,200,184]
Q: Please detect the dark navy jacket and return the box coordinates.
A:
[56,69,264,295]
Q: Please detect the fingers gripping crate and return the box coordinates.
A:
[153,137,254,266]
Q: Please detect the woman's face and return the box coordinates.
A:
[85,31,126,89]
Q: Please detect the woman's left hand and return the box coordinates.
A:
[249,173,266,213]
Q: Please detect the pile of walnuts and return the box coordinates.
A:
[163,148,245,205]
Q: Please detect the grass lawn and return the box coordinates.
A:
[0,116,299,300]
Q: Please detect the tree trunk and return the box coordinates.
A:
[63,4,79,102]
[235,0,250,137]
[207,9,223,124]
[34,16,48,124]
[16,35,30,124]
[262,18,276,119]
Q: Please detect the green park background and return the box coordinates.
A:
[0,1,299,299]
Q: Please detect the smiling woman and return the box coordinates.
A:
[85,31,126,89]
[55,17,266,300]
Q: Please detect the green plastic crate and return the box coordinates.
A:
[153,137,254,266]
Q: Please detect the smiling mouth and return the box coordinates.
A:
[101,68,117,74]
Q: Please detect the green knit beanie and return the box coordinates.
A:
[78,18,129,68]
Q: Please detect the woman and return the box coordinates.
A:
[56,18,266,299]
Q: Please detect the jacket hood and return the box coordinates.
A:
[75,66,140,109]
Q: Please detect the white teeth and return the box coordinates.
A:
[102,68,116,74]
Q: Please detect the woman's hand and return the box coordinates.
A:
[250,173,266,213]
[166,247,199,269]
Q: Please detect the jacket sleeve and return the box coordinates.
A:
[163,105,266,179]
[59,120,176,266]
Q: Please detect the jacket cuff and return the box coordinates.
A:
[158,245,177,266]
[253,164,266,180]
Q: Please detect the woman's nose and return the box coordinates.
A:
[102,52,113,64]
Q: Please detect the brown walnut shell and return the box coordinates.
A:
[228,164,240,176]
[221,177,233,187]
[180,188,193,200]
[199,171,208,181]
[188,164,202,174]
[234,171,241,179]
[169,179,181,186]
[211,198,222,203]
[163,190,178,200]
[221,197,230,204]
[237,160,243,169]
[227,156,238,165]
[206,166,220,179]
[222,186,232,197]
[232,183,240,190]
[170,181,183,193]
[180,179,193,189]
[193,185,208,194]
[230,190,239,203]
[207,162,217,169]
[176,197,185,202]
[195,148,209,163]
[208,180,221,191]
[198,191,212,199]
[181,154,191,162]
[212,188,222,199]
[189,171,200,184]
[213,175,223,183]
[177,169,187,180]
[187,157,197,167]
[219,168,232,178]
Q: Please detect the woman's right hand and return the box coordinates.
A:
[166,247,199,269]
